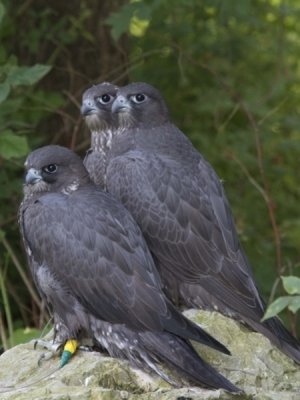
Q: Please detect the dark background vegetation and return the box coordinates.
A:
[0,0,300,349]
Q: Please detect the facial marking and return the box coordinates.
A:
[61,180,79,195]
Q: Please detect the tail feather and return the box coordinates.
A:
[141,331,242,393]
[164,300,231,355]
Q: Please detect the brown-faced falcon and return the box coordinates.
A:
[81,81,300,365]
[18,145,241,392]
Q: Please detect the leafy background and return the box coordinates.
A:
[0,0,299,350]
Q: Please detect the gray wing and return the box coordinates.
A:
[19,188,230,354]
[106,149,265,320]
[105,139,300,364]
[20,190,170,332]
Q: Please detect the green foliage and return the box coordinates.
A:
[0,131,28,159]
[263,276,300,320]
[282,276,300,295]
[0,2,63,348]
[0,43,52,159]
[105,0,160,41]
[4,64,51,87]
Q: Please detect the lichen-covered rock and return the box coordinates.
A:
[0,310,299,399]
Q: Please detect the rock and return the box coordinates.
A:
[0,310,299,399]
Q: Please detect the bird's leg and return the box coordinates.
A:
[34,339,78,368]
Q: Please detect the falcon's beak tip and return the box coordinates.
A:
[81,97,99,117]
[81,103,95,117]
[25,168,42,185]
[112,96,130,114]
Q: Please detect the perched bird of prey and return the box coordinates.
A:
[81,82,300,364]
[81,82,119,189]
[18,145,240,392]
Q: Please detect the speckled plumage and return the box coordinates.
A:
[81,83,120,189]
[18,145,240,392]
[82,82,300,365]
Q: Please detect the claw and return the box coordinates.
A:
[34,339,64,366]
[34,339,79,368]
[34,339,62,352]
[37,351,55,367]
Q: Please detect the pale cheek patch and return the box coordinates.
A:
[61,180,79,195]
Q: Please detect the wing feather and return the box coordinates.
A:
[21,189,168,332]
[106,148,263,318]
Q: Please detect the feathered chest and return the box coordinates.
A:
[87,128,134,189]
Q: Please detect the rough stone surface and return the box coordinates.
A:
[0,310,300,399]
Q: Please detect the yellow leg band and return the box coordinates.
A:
[63,339,78,355]
[60,339,78,368]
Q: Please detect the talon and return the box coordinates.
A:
[38,352,50,366]
[34,339,63,366]
[38,353,45,366]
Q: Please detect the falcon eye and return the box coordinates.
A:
[98,94,112,105]
[132,94,147,103]
[43,164,57,173]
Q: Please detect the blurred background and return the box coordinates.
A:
[0,0,300,351]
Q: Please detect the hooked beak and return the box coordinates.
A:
[112,95,130,114]
[25,168,42,185]
[81,98,97,117]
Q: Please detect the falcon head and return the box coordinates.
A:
[111,82,170,129]
[81,82,119,132]
[23,145,91,197]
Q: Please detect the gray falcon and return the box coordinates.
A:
[81,82,300,364]
[18,145,240,392]
[81,82,120,189]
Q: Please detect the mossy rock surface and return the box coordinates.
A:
[0,310,299,399]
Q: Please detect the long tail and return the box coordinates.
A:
[141,331,242,392]
[163,299,231,355]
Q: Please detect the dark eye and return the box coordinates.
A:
[43,164,57,173]
[97,94,112,105]
[132,93,147,103]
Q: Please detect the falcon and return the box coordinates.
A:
[81,82,119,189]
[18,145,240,392]
[81,82,300,364]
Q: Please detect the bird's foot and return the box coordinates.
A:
[34,339,78,368]
[34,339,63,366]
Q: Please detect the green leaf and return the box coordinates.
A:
[0,82,10,104]
[7,64,52,86]
[261,296,293,321]
[282,276,300,295]
[135,3,153,20]
[288,296,300,314]
[105,4,136,41]
[0,131,29,159]
[105,1,159,41]
[0,98,23,118]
